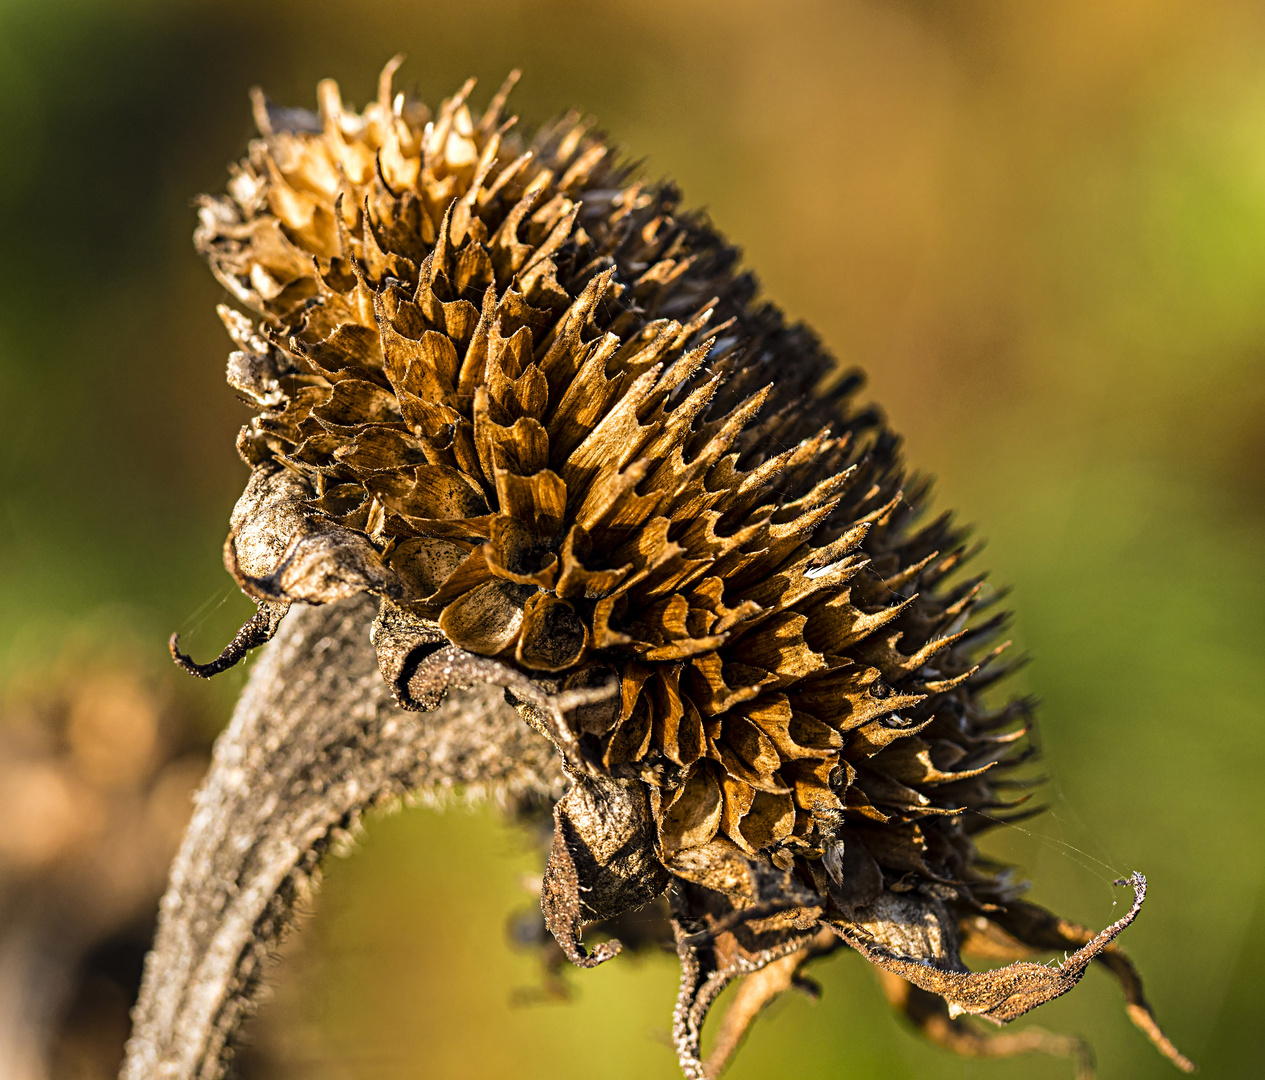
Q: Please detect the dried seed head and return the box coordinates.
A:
[180,62,1191,1077]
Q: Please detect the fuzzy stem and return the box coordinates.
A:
[120,595,561,1080]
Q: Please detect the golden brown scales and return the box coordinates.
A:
[176,59,1192,1077]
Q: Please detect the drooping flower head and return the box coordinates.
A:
[179,61,1191,1077]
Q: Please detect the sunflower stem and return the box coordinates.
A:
[120,595,561,1080]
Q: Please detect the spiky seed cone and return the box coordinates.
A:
[182,61,1192,1077]
[197,67,1000,879]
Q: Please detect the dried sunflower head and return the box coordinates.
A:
[177,60,1191,1076]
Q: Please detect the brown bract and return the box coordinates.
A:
[176,61,1191,1077]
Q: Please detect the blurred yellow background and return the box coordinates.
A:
[1,0,1262,1077]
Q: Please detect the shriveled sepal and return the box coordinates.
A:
[168,598,291,678]
[542,774,668,968]
[666,850,824,1080]
[225,466,407,606]
[369,597,447,697]
[827,873,1149,1026]
[979,891,1197,1072]
[699,929,841,1079]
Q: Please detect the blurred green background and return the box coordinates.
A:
[1,0,1262,1076]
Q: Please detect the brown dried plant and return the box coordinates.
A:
[125,61,1193,1079]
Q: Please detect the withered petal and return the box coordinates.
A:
[438,578,532,654]
[659,763,724,857]
[516,593,588,672]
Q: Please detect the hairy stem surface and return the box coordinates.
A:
[120,595,561,1080]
